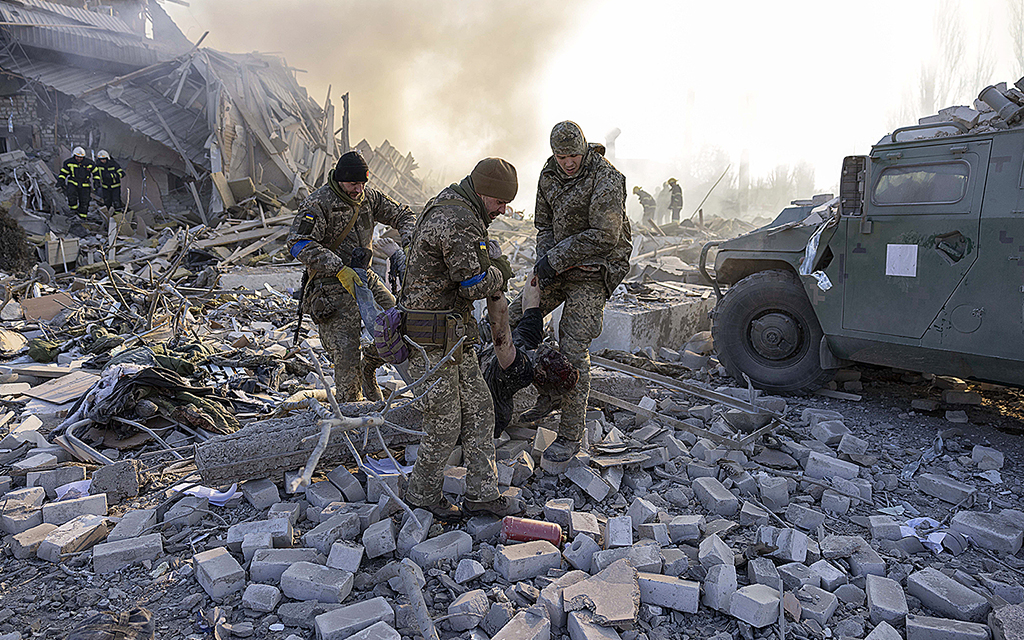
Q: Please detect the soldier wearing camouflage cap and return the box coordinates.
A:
[401,157,522,519]
[287,151,416,403]
[509,120,632,463]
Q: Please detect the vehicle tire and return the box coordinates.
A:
[712,269,835,394]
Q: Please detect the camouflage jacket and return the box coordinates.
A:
[401,178,504,343]
[536,144,632,295]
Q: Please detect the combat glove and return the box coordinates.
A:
[534,255,557,286]
[335,266,364,298]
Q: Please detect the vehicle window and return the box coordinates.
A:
[872,162,969,205]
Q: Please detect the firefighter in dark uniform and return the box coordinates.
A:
[93,150,125,211]
[58,147,94,219]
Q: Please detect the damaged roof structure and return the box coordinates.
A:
[0,0,433,228]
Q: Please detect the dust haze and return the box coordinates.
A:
[169,0,589,196]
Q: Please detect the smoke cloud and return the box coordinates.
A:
[169,0,589,196]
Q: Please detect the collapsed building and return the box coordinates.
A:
[0,0,432,235]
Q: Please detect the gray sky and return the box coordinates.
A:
[166,0,1019,206]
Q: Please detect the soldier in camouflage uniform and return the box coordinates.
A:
[509,121,632,462]
[288,151,415,402]
[402,158,521,519]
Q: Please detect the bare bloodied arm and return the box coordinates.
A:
[487,274,541,370]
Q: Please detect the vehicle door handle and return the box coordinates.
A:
[934,231,968,264]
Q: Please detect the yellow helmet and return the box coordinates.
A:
[667,177,678,185]
[632,186,641,194]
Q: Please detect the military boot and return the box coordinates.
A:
[411,497,462,521]
[519,391,561,423]
[542,436,581,463]
[462,495,522,518]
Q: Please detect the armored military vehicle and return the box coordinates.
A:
[700,82,1024,393]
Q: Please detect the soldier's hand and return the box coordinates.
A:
[376,237,400,257]
[335,266,364,298]
[534,255,557,287]
[493,254,514,291]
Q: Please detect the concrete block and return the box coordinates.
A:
[702,563,737,612]
[36,514,108,563]
[564,533,601,573]
[747,556,782,592]
[567,611,622,640]
[41,493,107,526]
[809,559,848,591]
[757,526,808,563]
[349,621,400,640]
[455,558,486,584]
[163,496,208,527]
[448,589,490,631]
[838,434,869,456]
[804,451,860,480]
[242,532,272,564]
[92,533,162,574]
[661,547,689,577]
[785,503,827,531]
[730,584,781,628]
[811,420,851,445]
[281,561,353,603]
[692,476,739,516]
[698,533,733,567]
[917,474,976,505]
[491,608,551,640]
[306,480,343,509]
[194,547,245,602]
[250,548,326,583]
[905,614,990,640]
[971,445,1004,470]
[27,466,85,499]
[849,543,887,577]
[362,518,396,559]
[327,541,364,573]
[637,522,669,546]
[866,574,909,625]
[798,584,839,625]
[544,498,574,530]
[10,523,57,559]
[236,479,278,512]
[590,289,715,355]
[668,515,704,543]
[302,512,360,554]
[865,621,903,640]
[591,541,663,574]
[410,530,472,568]
[803,408,844,426]
[907,567,991,622]
[606,515,633,548]
[950,511,1023,554]
[327,466,366,502]
[511,451,535,485]
[740,502,770,526]
[1,507,42,535]
[495,540,562,581]
[868,515,904,541]
[88,460,141,503]
[366,473,401,503]
[242,583,282,613]
[108,508,156,542]
[567,465,611,501]
[539,570,588,629]
[268,502,301,525]
[637,573,700,613]
[396,509,433,553]
[483,601,516,637]
[226,518,292,551]
[626,496,657,530]
[467,515,502,541]
[779,562,819,591]
[562,559,640,628]
[758,474,790,512]
[314,596,395,640]
[822,489,852,515]
[13,452,57,473]
[820,535,865,559]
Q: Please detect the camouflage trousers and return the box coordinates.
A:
[508,274,606,442]
[317,271,395,403]
[405,345,499,506]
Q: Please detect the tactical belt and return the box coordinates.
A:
[401,306,469,364]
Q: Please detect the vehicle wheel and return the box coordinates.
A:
[712,269,835,394]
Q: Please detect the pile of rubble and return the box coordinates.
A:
[882,77,1024,143]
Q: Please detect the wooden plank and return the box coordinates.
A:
[220,228,287,266]
[195,226,281,249]
[590,452,654,469]
[4,364,80,379]
[22,370,99,404]
[589,390,746,450]
[211,171,237,209]
[21,292,75,322]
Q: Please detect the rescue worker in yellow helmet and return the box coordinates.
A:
[57,147,94,219]
[93,150,125,212]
